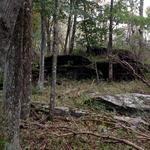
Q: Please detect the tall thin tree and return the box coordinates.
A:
[49,0,59,120]
[138,0,144,60]
[107,0,114,81]
[64,0,73,54]
[38,0,46,89]
[21,0,32,120]
[69,13,77,54]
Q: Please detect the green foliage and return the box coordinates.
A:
[0,139,10,149]
[83,98,107,110]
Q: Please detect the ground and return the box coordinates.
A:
[20,79,150,150]
[32,79,150,108]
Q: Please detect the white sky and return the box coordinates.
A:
[144,0,150,16]
[100,0,150,16]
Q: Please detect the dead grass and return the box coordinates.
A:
[32,79,150,108]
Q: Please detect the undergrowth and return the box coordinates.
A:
[32,79,150,109]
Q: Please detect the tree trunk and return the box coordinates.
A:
[107,0,114,81]
[49,0,59,120]
[0,0,24,59]
[21,0,32,120]
[2,7,23,150]
[0,1,24,149]
[46,18,53,56]
[64,0,73,55]
[83,2,91,50]
[69,14,77,54]
[38,1,46,89]
[138,0,144,60]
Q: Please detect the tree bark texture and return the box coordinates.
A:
[49,0,59,120]
[38,1,46,89]
[46,17,53,56]
[21,0,32,120]
[107,0,114,81]
[0,0,24,66]
[138,0,144,60]
[2,7,23,150]
[69,14,77,54]
[64,0,73,54]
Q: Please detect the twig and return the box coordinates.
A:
[54,131,145,150]
[112,56,150,87]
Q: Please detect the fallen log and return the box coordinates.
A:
[31,102,89,117]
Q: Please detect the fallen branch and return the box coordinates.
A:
[54,131,145,150]
[121,60,150,87]
[112,57,150,87]
[31,102,89,117]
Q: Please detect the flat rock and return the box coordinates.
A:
[89,93,150,112]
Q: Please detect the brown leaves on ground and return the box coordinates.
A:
[20,109,150,150]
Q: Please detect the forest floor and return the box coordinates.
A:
[20,79,150,150]
[32,79,150,108]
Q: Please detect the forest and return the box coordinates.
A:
[0,0,150,149]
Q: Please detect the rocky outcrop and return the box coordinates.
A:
[86,93,150,114]
[32,55,148,81]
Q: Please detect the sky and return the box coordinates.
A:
[100,0,150,17]
[144,0,150,16]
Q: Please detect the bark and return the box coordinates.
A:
[107,0,114,81]
[2,7,23,150]
[49,0,59,120]
[0,1,24,149]
[46,17,53,56]
[64,0,73,55]
[83,3,91,50]
[21,0,32,120]
[69,14,77,54]
[0,0,24,64]
[138,0,144,60]
[38,1,46,89]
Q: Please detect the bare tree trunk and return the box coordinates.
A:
[38,1,46,89]
[107,0,114,81]
[2,7,23,150]
[21,0,32,120]
[0,1,24,149]
[46,17,53,56]
[138,0,144,60]
[69,14,77,54]
[83,2,91,50]
[49,0,59,120]
[64,0,73,55]
[0,0,24,59]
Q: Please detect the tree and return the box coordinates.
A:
[69,0,78,54]
[64,0,73,54]
[38,0,47,89]
[46,17,53,55]
[49,0,60,120]
[21,0,32,120]
[0,0,32,148]
[138,0,144,60]
[69,13,77,54]
[107,0,114,81]
[1,5,24,150]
